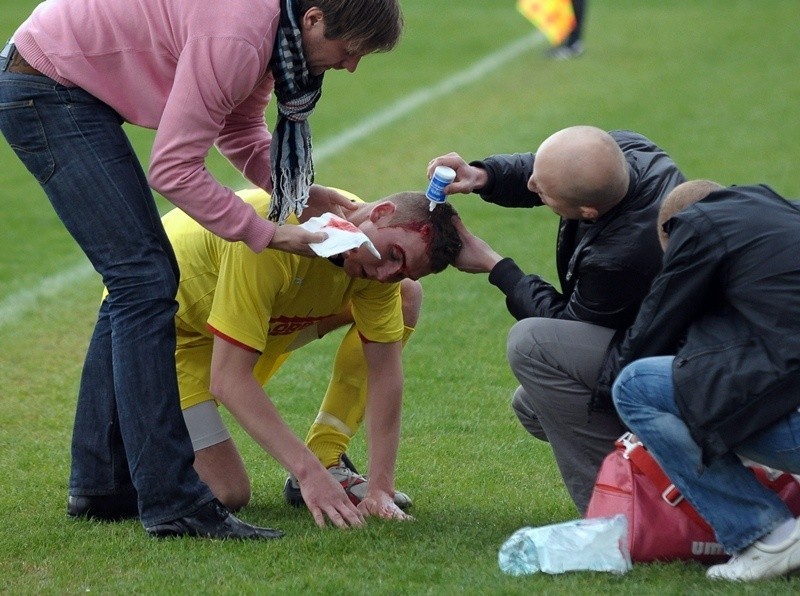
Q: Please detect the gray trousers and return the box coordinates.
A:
[507,318,625,514]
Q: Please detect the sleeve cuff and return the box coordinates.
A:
[243,217,277,253]
[488,257,525,297]
[468,160,496,196]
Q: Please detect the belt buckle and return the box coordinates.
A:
[617,431,642,459]
[661,484,685,507]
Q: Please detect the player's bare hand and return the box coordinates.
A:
[452,216,502,274]
[300,471,365,529]
[357,491,414,521]
[300,184,358,222]
[427,152,488,195]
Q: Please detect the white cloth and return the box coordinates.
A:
[300,213,381,258]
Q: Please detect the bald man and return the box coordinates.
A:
[427,126,686,513]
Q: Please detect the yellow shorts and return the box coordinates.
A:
[175,326,294,410]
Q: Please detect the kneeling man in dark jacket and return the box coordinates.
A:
[610,180,800,582]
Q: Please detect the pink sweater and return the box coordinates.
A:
[14,0,282,252]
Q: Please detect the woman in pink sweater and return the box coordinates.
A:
[0,0,402,539]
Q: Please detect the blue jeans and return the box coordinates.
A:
[613,356,800,553]
[0,50,213,526]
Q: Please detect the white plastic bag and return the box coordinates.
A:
[498,514,632,575]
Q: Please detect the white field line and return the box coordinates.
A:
[313,32,541,162]
[0,32,542,330]
[0,261,96,328]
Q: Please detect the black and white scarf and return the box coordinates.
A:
[268,0,325,223]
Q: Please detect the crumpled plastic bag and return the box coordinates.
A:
[299,212,380,259]
[498,514,632,575]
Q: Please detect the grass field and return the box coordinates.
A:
[1,0,800,593]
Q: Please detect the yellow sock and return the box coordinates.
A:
[306,324,414,468]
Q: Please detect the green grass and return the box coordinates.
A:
[2,0,800,593]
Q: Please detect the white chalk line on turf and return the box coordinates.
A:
[313,32,542,162]
[0,32,543,330]
[0,261,96,329]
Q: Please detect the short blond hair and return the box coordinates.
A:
[658,180,724,248]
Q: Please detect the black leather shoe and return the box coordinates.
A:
[145,498,284,540]
[67,493,139,521]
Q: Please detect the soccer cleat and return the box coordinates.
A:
[283,455,413,510]
[706,518,800,581]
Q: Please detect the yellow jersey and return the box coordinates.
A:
[163,188,403,409]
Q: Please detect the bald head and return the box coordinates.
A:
[530,126,630,217]
[658,180,724,249]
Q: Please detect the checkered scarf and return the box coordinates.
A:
[267,0,325,223]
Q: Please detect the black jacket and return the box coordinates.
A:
[477,130,685,409]
[598,185,800,462]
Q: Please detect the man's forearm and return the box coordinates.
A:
[363,343,403,493]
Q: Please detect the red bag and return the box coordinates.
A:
[585,433,800,563]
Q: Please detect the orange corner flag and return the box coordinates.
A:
[516,0,576,47]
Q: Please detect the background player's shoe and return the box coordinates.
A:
[546,40,585,60]
[283,455,413,510]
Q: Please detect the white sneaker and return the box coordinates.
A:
[327,463,413,509]
[707,518,800,581]
[283,456,413,510]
